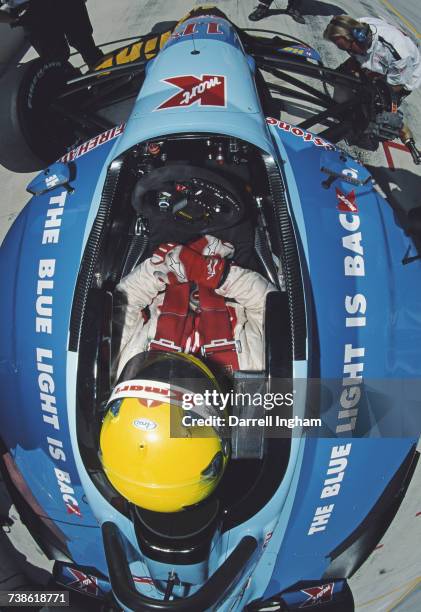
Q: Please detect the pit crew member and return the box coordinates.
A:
[324,15,421,161]
[249,0,305,25]
[0,0,103,68]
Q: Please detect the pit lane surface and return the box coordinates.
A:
[0,1,420,610]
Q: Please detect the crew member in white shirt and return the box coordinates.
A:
[324,14,421,162]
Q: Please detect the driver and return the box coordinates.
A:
[100,350,230,512]
[100,236,275,513]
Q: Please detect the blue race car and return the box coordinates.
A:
[1,7,420,611]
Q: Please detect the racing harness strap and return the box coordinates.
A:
[149,282,239,372]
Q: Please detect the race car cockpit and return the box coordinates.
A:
[72,132,302,574]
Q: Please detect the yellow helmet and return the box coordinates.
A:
[100,352,229,513]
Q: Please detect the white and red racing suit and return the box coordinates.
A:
[115,256,276,377]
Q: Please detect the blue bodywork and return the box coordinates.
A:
[0,12,419,611]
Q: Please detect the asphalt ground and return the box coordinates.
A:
[0,1,420,610]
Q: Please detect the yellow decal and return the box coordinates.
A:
[145,36,159,58]
[159,30,172,49]
[283,46,305,55]
[116,42,143,65]
[92,17,191,72]
[95,56,114,71]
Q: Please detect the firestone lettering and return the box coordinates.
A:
[266,117,336,150]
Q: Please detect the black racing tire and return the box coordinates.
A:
[0,58,78,172]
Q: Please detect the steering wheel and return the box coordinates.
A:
[170,177,243,231]
[132,164,245,233]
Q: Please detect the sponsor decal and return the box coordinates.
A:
[36,351,83,518]
[95,31,170,70]
[109,379,187,406]
[132,575,155,594]
[60,124,125,163]
[45,174,60,189]
[66,569,99,596]
[300,583,334,607]
[202,236,224,256]
[342,167,360,182]
[338,209,366,433]
[35,190,84,518]
[282,46,313,58]
[307,188,367,535]
[336,188,358,213]
[133,418,157,431]
[266,117,336,150]
[263,531,273,548]
[133,576,155,585]
[308,444,352,535]
[168,252,187,280]
[156,75,226,110]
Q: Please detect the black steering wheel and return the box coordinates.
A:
[132,164,245,233]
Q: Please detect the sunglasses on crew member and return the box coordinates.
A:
[333,36,353,51]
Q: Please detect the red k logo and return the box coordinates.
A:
[156,74,226,110]
[67,569,99,596]
[65,502,82,517]
[336,188,358,213]
[300,583,334,607]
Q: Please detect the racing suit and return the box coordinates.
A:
[115,241,276,377]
